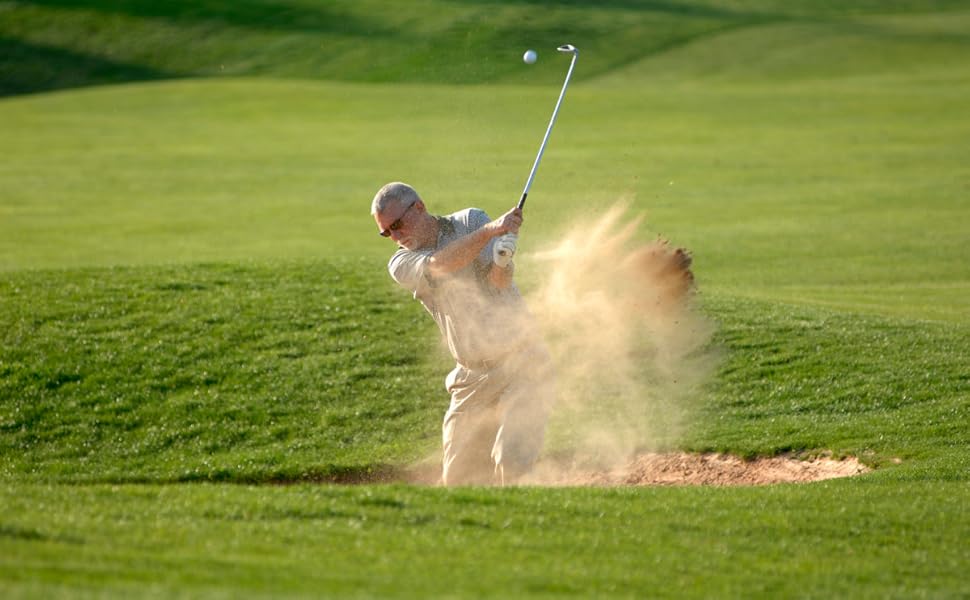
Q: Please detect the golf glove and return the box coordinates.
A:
[493,233,517,268]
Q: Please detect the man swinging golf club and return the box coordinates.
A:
[371,182,554,486]
[370,45,577,486]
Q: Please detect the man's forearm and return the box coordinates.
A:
[427,226,494,277]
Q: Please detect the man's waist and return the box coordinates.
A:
[455,342,538,371]
[457,355,507,371]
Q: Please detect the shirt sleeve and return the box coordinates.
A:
[464,209,496,265]
[388,248,433,295]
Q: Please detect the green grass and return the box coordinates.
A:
[0,260,445,483]
[2,264,966,484]
[2,1,970,597]
[2,480,968,598]
[2,75,968,323]
[690,295,969,475]
[4,1,970,95]
[1,263,967,597]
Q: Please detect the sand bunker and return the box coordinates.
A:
[525,452,869,487]
[394,452,869,487]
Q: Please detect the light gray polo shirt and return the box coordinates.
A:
[388,208,529,365]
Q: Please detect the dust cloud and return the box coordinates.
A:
[395,203,870,486]
[404,202,720,486]
[521,203,720,482]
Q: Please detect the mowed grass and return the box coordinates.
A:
[1,264,966,483]
[2,480,967,598]
[2,74,968,321]
[2,1,970,598]
[5,0,968,95]
[0,261,445,483]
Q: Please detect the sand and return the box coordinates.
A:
[525,452,870,487]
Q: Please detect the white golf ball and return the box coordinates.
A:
[523,49,537,64]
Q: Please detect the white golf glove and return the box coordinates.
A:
[493,233,518,268]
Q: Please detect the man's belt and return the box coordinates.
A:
[457,342,535,371]
[457,356,506,371]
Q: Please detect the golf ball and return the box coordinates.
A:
[523,49,537,64]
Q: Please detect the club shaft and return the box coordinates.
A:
[518,50,578,210]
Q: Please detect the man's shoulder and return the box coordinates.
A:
[443,207,490,232]
[388,246,410,262]
[388,245,429,267]
[388,246,432,290]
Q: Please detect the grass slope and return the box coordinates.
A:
[0,260,444,482]
[1,263,967,483]
[692,295,969,477]
[2,0,970,94]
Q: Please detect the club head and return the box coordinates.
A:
[557,44,578,55]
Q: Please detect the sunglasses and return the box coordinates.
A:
[379,202,416,237]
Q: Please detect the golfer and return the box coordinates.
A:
[371,182,555,486]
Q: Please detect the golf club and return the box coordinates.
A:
[518,44,579,210]
[494,44,578,266]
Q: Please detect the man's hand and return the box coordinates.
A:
[486,206,523,237]
[486,206,523,288]
[493,234,517,268]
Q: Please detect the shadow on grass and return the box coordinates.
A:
[79,464,437,486]
[0,36,170,96]
[20,0,390,36]
[5,0,391,97]
[447,0,780,20]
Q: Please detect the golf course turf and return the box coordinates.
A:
[2,1,969,597]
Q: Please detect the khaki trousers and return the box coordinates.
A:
[441,345,555,486]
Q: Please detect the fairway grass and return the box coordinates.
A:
[4,1,970,94]
[2,74,968,323]
[2,479,968,598]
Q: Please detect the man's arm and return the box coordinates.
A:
[426,207,522,279]
[487,261,514,289]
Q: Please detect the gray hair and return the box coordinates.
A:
[371,182,421,215]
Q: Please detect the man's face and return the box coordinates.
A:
[375,200,418,249]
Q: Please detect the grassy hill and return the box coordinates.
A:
[1,1,969,597]
[3,0,970,94]
[1,262,967,484]
[0,261,445,483]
